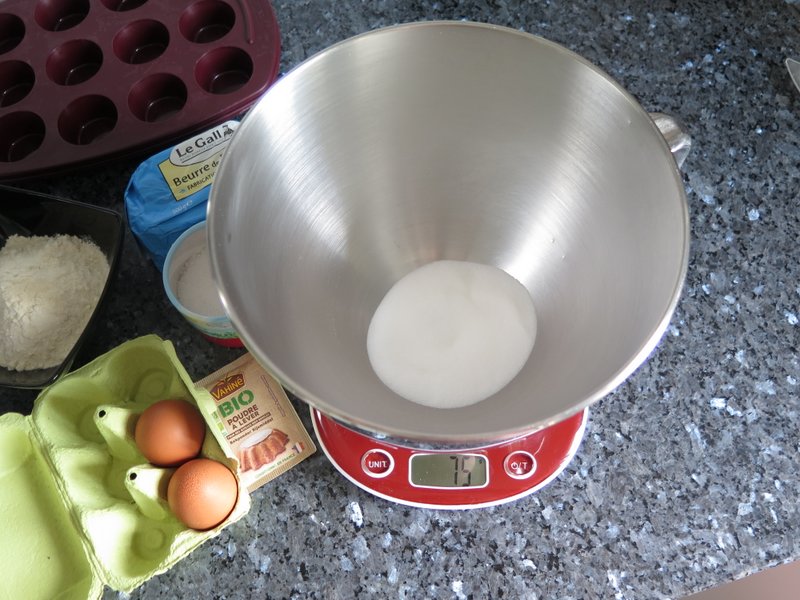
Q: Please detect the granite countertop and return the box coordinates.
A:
[2,1,799,598]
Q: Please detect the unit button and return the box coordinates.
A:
[504,451,537,479]
[361,449,394,478]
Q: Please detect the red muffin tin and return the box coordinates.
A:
[0,0,280,181]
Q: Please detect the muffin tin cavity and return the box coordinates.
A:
[0,110,45,162]
[0,60,34,107]
[46,38,103,85]
[179,0,235,43]
[196,46,253,94]
[23,335,250,594]
[0,14,25,54]
[113,19,169,64]
[34,0,90,32]
[100,0,149,12]
[0,0,280,180]
[58,93,118,144]
[129,73,188,122]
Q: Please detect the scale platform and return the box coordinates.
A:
[312,408,588,509]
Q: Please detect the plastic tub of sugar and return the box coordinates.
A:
[163,221,242,347]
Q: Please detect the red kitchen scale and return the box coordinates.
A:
[312,408,588,509]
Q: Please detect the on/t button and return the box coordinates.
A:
[361,449,394,478]
[504,450,537,480]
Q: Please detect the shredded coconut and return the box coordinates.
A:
[0,234,109,371]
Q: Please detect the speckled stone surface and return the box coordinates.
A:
[2,1,799,598]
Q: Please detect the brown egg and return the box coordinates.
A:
[134,399,206,467]
[167,458,238,530]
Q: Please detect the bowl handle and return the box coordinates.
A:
[650,112,692,169]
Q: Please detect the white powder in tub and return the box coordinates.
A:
[174,245,226,317]
[0,234,109,371]
[367,260,538,409]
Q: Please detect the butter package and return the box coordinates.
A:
[0,335,250,600]
[125,120,238,270]
[196,353,316,492]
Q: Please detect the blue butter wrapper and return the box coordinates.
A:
[125,120,239,270]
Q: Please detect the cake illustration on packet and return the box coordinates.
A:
[196,353,316,492]
[239,428,290,472]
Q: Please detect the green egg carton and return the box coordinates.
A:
[0,335,251,600]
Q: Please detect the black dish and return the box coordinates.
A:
[0,184,123,388]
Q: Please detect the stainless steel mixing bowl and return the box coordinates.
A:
[208,22,690,443]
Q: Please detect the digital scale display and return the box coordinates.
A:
[409,453,488,489]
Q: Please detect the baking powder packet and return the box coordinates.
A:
[195,353,316,492]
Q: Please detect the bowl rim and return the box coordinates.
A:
[207,21,691,442]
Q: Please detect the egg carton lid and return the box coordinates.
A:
[0,412,103,600]
[0,335,251,599]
